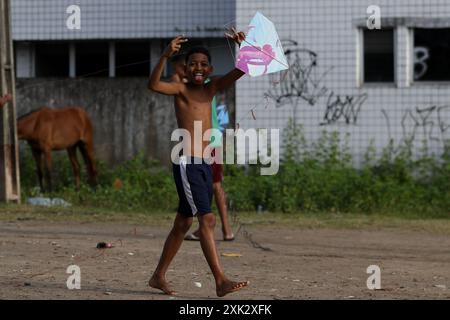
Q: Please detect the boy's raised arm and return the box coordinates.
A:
[211,68,245,93]
[210,29,246,93]
[148,36,188,95]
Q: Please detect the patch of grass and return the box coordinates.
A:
[228,211,450,234]
[19,150,179,213]
[16,118,450,219]
[224,119,450,216]
[1,204,450,235]
[0,203,173,225]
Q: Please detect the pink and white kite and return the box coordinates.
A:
[236,12,289,77]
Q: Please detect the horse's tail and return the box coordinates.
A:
[75,107,97,187]
[82,109,94,140]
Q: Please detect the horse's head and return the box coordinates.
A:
[16,108,46,140]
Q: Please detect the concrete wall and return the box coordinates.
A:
[236,0,450,164]
[15,78,235,166]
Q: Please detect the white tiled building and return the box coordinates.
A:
[10,0,237,165]
[11,0,450,163]
[236,0,450,163]
[12,0,235,77]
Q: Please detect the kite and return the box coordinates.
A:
[236,12,289,77]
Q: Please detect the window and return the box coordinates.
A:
[35,42,69,77]
[115,41,150,77]
[76,42,109,77]
[414,28,450,81]
[363,29,394,83]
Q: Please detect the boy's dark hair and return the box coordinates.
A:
[185,46,211,64]
[171,53,186,64]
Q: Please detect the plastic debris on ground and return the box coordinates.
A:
[221,252,242,257]
[27,197,71,207]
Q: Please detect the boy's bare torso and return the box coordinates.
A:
[173,81,213,158]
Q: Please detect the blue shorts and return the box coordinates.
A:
[172,156,213,217]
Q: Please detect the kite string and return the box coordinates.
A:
[225,34,236,63]
[229,200,272,252]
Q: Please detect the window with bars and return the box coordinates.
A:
[35,42,69,77]
[16,38,232,78]
[75,42,109,77]
[115,41,150,77]
[363,29,395,83]
[413,28,450,82]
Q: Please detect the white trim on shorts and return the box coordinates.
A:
[179,156,198,215]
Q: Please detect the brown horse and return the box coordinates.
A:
[17,106,98,192]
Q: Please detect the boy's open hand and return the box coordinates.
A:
[225,27,246,45]
[163,36,188,58]
[0,93,12,107]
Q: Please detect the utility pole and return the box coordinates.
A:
[0,0,21,203]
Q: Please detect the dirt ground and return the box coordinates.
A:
[1,219,449,300]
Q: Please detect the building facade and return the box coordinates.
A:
[12,0,235,78]
[11,0,450,165]
[236,0,450,164]
[11,0,236,165]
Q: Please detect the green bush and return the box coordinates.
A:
[223,119,449,216]
[19,120,450,216]
[20,150,177,212]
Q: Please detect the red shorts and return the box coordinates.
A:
[211,148,223,183]
[211,161,223,183]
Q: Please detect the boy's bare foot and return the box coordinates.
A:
[216,279,249,297]
[148,276,176,295]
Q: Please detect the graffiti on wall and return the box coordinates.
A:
[265,40,368,126]
[320,92,368,126]
[266,40,332,107]
[382,105,450,148]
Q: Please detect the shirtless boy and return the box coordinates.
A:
[147,31,248,297]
